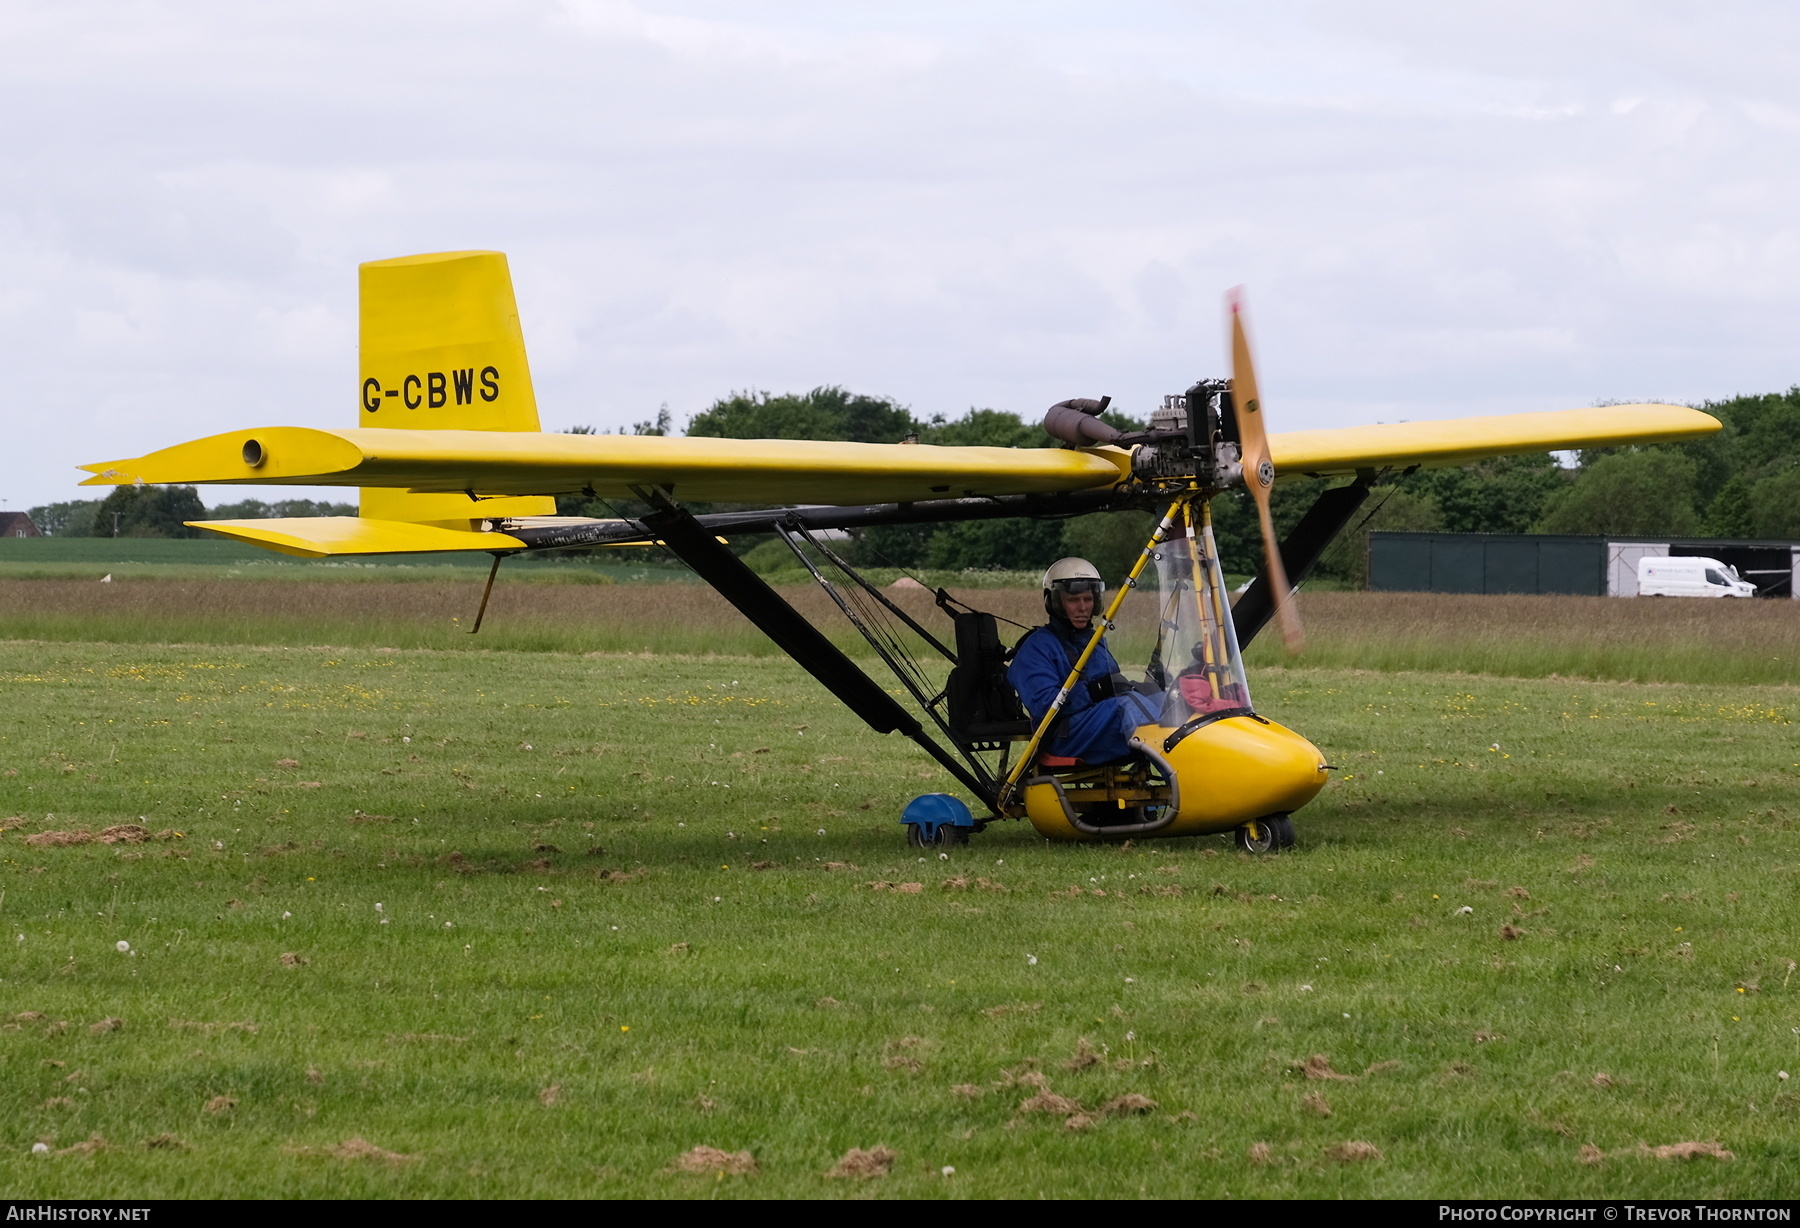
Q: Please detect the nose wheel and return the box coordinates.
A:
[1235,814,1296,854]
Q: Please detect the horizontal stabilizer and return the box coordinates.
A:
[191,516,523,559]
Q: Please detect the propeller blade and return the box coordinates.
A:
[1228,287,1306,655]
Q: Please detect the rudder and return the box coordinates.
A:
[357,250,555,527]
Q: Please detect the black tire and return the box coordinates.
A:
[906,823,970,848]
[1268,813,1296,850]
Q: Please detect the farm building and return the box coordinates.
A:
[1368,532,1800,599]
[0,512,40,538]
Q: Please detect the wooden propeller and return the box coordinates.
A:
[1227,287,1306,655]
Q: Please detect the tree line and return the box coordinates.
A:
[28,491,354,539]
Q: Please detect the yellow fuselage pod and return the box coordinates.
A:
[1022,716,1328,841]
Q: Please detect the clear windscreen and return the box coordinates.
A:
[1141,513,1253,727]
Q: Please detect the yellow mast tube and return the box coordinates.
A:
[999,496,1187,807]
[1179,504,1219,678]
[1198,501,1233,688]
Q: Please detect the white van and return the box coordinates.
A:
[1636,556,1757,598]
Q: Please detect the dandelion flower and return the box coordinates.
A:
[1026,954,1038,966]
[115,940,130,953]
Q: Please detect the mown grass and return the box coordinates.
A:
[0,636,1796,1198]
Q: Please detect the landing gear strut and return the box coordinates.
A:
[1235,813,1296,854]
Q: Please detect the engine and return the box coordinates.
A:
[1128,380,1243,489]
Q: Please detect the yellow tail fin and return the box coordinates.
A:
[357,250,556,527]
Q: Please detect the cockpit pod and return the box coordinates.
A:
[1021,511,1328,844]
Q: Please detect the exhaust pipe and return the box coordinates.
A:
[1042,397,1121,447]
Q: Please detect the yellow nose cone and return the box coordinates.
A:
[1154,716,1327,837]
[1018,715,1328,842]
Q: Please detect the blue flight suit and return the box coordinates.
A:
[1007,618,1160,764]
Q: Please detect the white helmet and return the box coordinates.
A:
[1041,557,1104,620]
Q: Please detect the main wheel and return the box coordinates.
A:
[906,823,970,848]
[1235,814,1295,854]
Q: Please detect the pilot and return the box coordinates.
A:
[1008,557,1161,765]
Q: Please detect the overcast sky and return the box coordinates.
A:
[4,0,1798,511]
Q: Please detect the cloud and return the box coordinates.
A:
[3,1,1798,507]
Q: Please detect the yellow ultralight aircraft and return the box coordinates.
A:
[80,251,1721,851]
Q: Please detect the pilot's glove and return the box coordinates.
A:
[1086,672,1135,702]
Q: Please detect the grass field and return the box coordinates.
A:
[0,584,1797,1198]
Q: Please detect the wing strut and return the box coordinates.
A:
[1230,474,1376,650]
[639,500,999,809]
[773,521,966,754]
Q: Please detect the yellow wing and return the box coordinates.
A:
[80,403,1717,508]
[80,404,1720,559]
[81,427,1133,505]
[1268,404,1717,477]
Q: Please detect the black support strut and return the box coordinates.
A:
[1232,475,1375,651]
[640,502,997,807]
